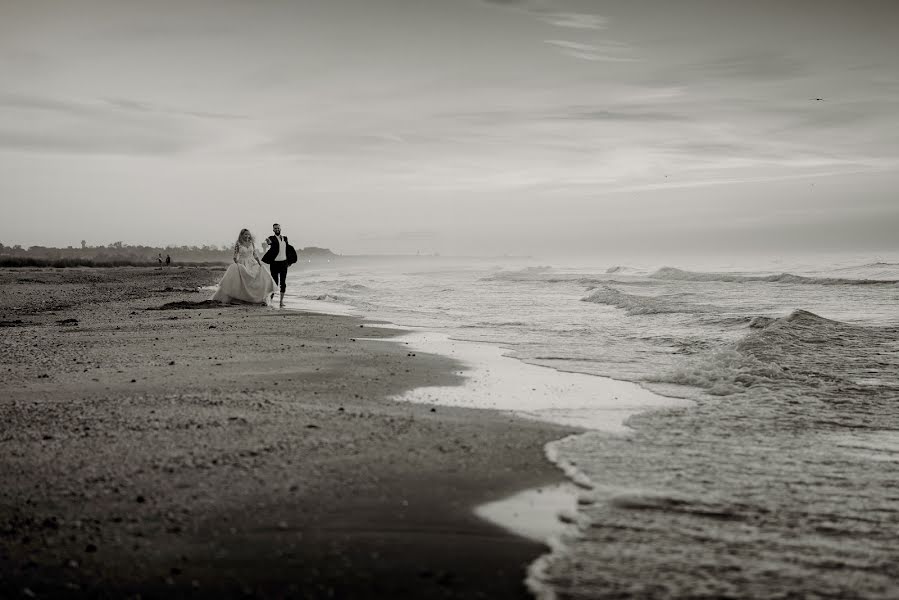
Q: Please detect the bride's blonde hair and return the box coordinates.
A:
[235,228,255,247]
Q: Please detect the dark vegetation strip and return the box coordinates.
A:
[0,257,227,268]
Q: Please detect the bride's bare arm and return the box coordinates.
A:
[233,243,239,263]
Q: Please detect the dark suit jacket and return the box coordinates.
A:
[262,235,295,265]
[262,235,287,264]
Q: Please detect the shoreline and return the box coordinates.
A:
[0,267,575,598]
[286,300,693,600]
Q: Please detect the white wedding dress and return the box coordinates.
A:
[211,243,276,304]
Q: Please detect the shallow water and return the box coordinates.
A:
[287,253,899,599]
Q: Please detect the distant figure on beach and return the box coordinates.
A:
[211,229,276,305]
[156,253,163,266]
[261,223,297,308]
[165,254,171,267]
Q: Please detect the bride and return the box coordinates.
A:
[211,228,276,305]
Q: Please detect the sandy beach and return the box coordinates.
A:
[0,267,575,599]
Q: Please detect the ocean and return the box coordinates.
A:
[285,253,899,599]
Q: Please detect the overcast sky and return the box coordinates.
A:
[1,0,897,256]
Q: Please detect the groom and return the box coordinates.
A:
[261,223,294,308]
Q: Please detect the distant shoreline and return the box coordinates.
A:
[0,257,230,268]
[0,253,535,269]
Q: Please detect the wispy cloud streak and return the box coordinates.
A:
[0,92,248,121]
[0,92,228,155]
[540,12,607,30]
[544,39,640,62]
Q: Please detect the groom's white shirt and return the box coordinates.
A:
[274,235,287,262]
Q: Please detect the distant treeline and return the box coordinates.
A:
[0,241,337,268]
[0,257,229,268]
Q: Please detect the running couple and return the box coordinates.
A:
[211,223,298,308]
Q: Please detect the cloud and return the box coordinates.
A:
[544,40,601,52]
[0,92,97,117]
[103,98,250,121]
[771,103,892,133]
[556,109,687,122]
[607,165,897,195]
[359,230,439,242]
[259,130,416,157]
[664,140,760,157]
[479,1,608,29]
[0,128,189,155]
[540,12,607,30]
[544,39,639,62]
[435,101,685,129]
[0,92,248,122]
[559,50,641,62]
[0,92,206,155]
[686,52,806,81]
[479,3,632,62]
[479,2,609,30]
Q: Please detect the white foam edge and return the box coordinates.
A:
[361,329,689,600]
[282,295,690,599]
[282,295,361,316]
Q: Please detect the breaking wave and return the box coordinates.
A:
[582,286,718,315]
[483,266,554,281]
[649,309,899,401]
[604,266,643,275]
[828,261,899,279]
[300,293,353,303]
[335,283,370,294]
[650,266,899,285]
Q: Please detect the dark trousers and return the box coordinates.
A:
[270,261,288,293]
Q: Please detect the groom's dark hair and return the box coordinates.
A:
[273,223,280,227]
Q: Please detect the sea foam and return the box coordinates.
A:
[582,285,718,315]
[648,309,899,401]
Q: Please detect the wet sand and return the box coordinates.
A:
[0,267,575,599]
